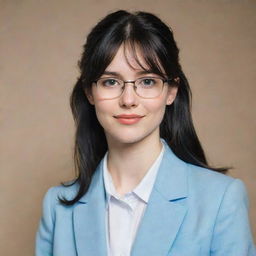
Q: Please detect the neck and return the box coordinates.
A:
[106,134,163,195]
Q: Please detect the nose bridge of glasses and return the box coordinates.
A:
[123,80,136,86]
[121,80,137,91]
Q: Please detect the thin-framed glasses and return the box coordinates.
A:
[93,77,175,99]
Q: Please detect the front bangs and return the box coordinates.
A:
[90,38,123,82]
[85,26,168,86]
[123,37,167,78]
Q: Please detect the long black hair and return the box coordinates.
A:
[60,10,229,205]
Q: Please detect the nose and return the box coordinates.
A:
[119,82,139,108]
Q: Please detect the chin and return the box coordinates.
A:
[105,128,159,146]
[116,137,143,145]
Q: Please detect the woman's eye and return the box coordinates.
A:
[101,79,119,87]
[140,78,156,87]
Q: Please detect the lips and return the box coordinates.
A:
[115,114,144,118]
[114,114,144,125]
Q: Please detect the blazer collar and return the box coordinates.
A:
[77,159,105,204]
[73,159,107,256]
[130,141,189,255]
[154,140,188,201]
[73,140,189,256]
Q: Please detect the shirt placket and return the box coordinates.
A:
[109,194,134,256]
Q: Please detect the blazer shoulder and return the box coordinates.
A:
[187,163,235,186]
[186,164,249,201]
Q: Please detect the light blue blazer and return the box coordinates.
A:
[36,142,256,256]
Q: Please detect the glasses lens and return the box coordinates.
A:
[96,78,122,99]
[135,78,163,98]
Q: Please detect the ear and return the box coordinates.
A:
[84,88,95,105]
[166,85,178,106]
[166,77,179,105]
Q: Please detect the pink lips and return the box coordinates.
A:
[114,114,144,125]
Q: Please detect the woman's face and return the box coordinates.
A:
[86,44,177,146]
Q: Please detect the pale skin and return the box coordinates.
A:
[86,44,178,196]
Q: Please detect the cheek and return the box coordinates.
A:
[93,101,114,127]
[144,98,167,120]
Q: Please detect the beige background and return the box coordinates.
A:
[1,0,255,255]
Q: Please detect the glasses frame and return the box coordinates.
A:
[93,76,175,99]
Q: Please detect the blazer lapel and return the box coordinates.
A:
[131,143,189,256]
[73,160,108,256]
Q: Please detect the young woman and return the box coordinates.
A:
[35,10,255,256]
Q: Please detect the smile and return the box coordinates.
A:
[114,114,144,125]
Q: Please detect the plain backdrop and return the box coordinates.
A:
[1,0,255,255]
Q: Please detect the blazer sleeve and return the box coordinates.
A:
[210,178,256,256]
[35,187,56,256]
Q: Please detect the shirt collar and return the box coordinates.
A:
[103,140,165,205]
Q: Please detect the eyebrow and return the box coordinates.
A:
[102,70,156,77]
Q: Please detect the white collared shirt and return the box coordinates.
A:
[103,141,165,256]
